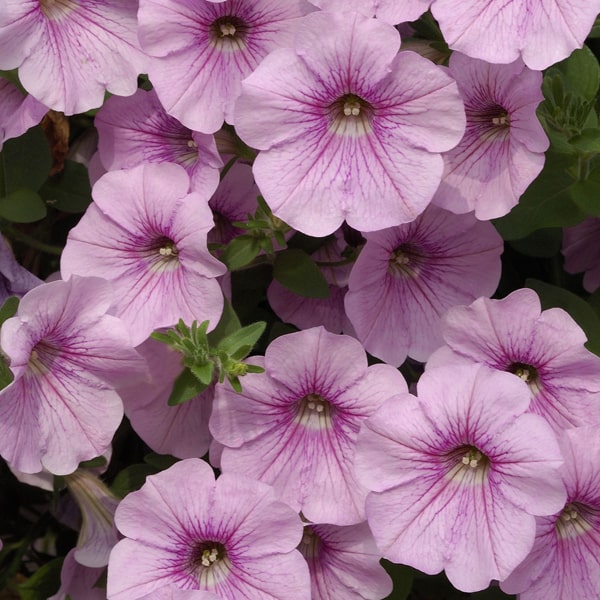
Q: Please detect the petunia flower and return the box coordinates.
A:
[234,11,465,237]
[0,0,146,114]
[0,235,43,304]
[429,0,600,71]
[118,338,214,459]
[501,426,600,600]
[95,88,222,196]
[0,77,47,151]
[0,276,147,475]
[309,0,430,23]
[137,0,310,133]
[427,288,600,432]
[107,458,310,599]
[49,549,106,600]
[355,364,567,593]
[298,522,392,600]
[562,217,600,293]
[210,326,408,525]
[344,205,503,366]
[61,163,226,346]
[432,53,549,220]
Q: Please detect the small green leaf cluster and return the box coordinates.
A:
[152,315,266,405]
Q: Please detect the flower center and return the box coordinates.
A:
[27,341,60,377]
[555,503,594,540]
[507,362,541,395]
[388,244,423,278]
[145,236,180,273]
[210,16,248,51]
[188,541,231,586]
[294,392,334,429]
[445,445,490,485]
[40,0,78,19]
[328,93,374,137]
[297,526,321,560]
[467,103,511,141]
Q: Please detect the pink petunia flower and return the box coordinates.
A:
[355,364,567,593]
[432,53,549,220]
[309,0,429,23]
[95,88,222,196]
[49,549,106,600]
[501,427,600,600]
[210,326,408,525]
[562,217,600,293]
[0,0,146,114]
[0,277,147,475]
[0,235,43,304]
[344,205,503,366]
[298,522,392,600]
[107,458,310,599]
[234,11,465,237]
[0,77,47,151]
[118,338,214,459]
[427,288,600,432]
[61,163,226,346]
[431,0,600,70]
[137,0,310,133]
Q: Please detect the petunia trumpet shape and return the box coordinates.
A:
[137,0,310,133]
[432,53,549,220]
[0,0,146,114]
[210,326,408,525]
[107,458,310,599]
[0,277,147,475]
[235,11,465,236]
[344,205,503,365]
[61,163,226,346]
[355,364,567,592]
[501,427,600,600]
[427,288,600,432]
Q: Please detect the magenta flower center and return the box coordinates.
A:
[210,16,249,51]
[27,340,60,377]
[176,139,200,168]
[555,502,595,540]
[388,244,424,278]
[328,94,374,137]
[188,540,231,586]
[445,445,490,484]
[40,0,78,20]
[141,236,180,273]
[298,526,321,560]
[294,392,334,429]
[507,362,541,394]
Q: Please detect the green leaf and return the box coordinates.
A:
[217,321,266,356]
[143,452,178,471]
[508,228,562,258]
[78,455,107,469]
[0,188,47,223]
[39,160,92,213]
[569,161,600,216]
[189,361,214,385]
[525,279,600,355]
[383,562,413,600]
[17,557,63,600]
[544,46,600,101]
[0,125,52,195]
[569,128,600,153]
[273,248,330,298]
[493,153,586,240]
[0,295,19,327]
[111,464,157,498]
[168,367,210,406]
[207,299,242,346]
[220,236,262,270]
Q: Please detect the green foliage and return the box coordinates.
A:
[383,562,413,599]
[40,160,92,213]
[273,248,330,298]
[17,556,63,600]
[153,309,266,405]
[111,463,158,498]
